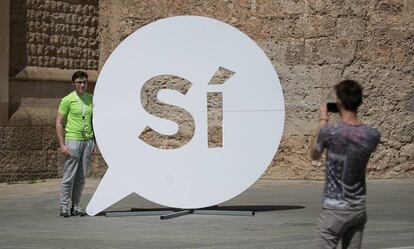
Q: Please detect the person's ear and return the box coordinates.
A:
[336,99,343,110]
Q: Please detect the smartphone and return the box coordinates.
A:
[327,102,339,113]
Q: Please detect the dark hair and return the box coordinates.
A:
[72,71,88,83]
[334,80,363,112]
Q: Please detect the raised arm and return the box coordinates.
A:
[310,104,329,160]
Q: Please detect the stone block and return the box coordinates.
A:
[357,38,392,64]
[239,16,262,38]
[89,154,108,178]
[42,126,58,150]
[306,0,370,16]
[305,15,336,38]
[0,0,9,31]
[320,64,343,89]
[255,0,284,17]
[276,63,326,134]
[284,38,305,65]
[277,64,323,91]
[280,0,305,14]
[9,103,58,127]
[305,38,356,65]
[260,16,306,39]
[19,0,100,71]
[0,78,8,103]
[337,17,365,40]
[404,89,414,113]
[15,150,47,172]
[0,33,9,75]
[0,150,19,173]
[264,134,322,179]
[259,39,287,65]
[46,150,59,173]
[255,0,304,17]
[306,0,328,14]
[1,126,42,150]
[0,103,8,126]
[370,0,405,24]
[0,150,57,181]
[0,127,9,150]
[399,144,414,162]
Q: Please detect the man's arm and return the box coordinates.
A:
[56,113,70,156]
[90,102,97,155]
[310,104,329,160]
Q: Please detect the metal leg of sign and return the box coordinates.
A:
[194,210,255,216]
[106,210,171,217]
[160,209,194,220]
[105,208,255,219]
[159,209,255,220]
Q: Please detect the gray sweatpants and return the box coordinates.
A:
[59,139,94,208]
[317,208,367,249]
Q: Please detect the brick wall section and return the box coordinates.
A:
[25,0,99,70]
[10,0,99,76]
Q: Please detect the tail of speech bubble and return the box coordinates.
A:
[86,169,132,216]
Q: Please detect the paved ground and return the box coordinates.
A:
[0,178,413,249]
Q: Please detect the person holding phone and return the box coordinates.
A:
[310,80,380,249]
[56,71,96,217]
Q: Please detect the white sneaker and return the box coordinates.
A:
[71,205,86,216]
[59,206,70,218]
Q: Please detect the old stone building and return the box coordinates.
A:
[0,0,413,182]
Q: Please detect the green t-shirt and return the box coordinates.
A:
[58,91,94,140]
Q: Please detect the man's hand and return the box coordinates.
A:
[92,142,98,155]
[319,103,329,123]
[60,144,70,157]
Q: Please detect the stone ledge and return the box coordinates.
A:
[9,98,60,126]
[14,66,98,83]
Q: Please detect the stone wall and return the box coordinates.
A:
[0,0,104,182]
[0,96,108,182]
[0,0,9,127]
[98,0,414,179]
[0,0,413,182]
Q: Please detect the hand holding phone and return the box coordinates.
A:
[327,102,339,113]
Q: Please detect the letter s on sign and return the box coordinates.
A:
[138,75,195,149]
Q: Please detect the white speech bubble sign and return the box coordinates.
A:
[86,16,285,216]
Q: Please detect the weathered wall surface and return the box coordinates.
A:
[10,0,99,75]
[0,0,106,182]
[98,0,414,179]
[0,0,10,126]
[0,0,413,182]
[0,97,107,182]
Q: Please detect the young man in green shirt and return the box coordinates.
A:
[56,71,96,217]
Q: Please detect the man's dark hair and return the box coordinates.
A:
[334,80,363,112]
[72,71,88,83]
